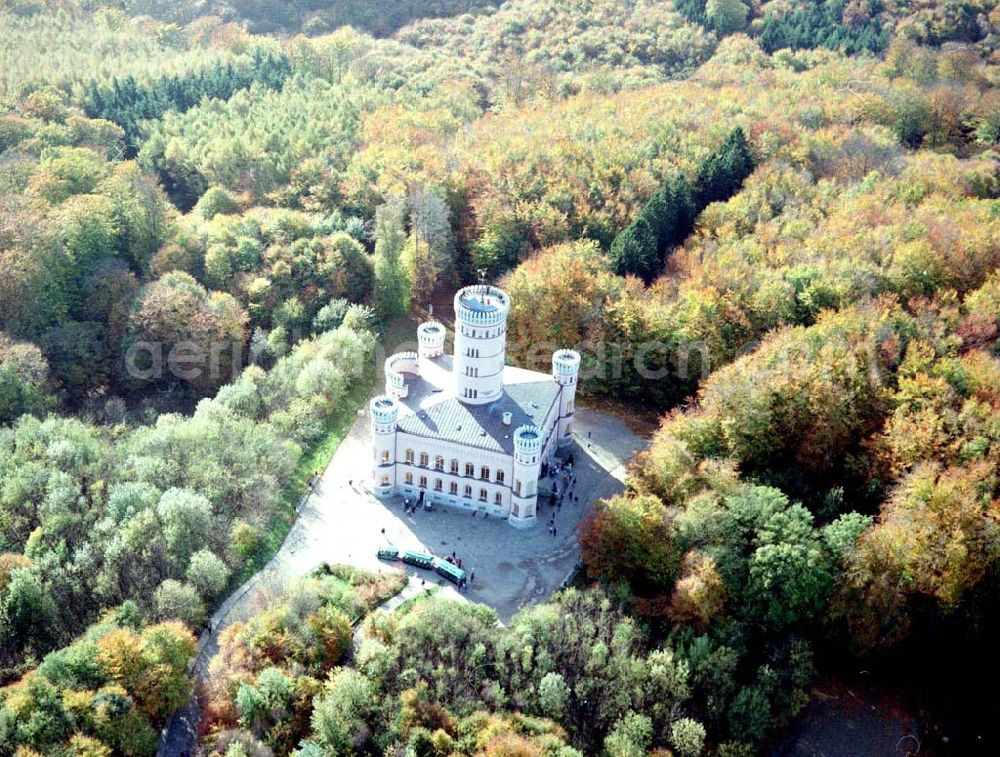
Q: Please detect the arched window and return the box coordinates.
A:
[405,472,413,485]
[380,450,390,464]
[480,466,490,480]
[494,492,503,505]
[419,452,429,467]
[495,470,505,484]
[405,449,414,464]
[450,459,459,474]
[449,482,458,494]
[479,488,488,501]
[465,463,475,477]
[463,485,472,498]
[434,479,443,491]
[434,456,444,470]
[514,479,522,496]
[419,476,427,488]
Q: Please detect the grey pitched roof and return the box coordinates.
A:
[397,380,561,455]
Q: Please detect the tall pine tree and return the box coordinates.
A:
[695,127,755,206]
[609,174,696,282]
[609,216,659,281]
[373,197,412,320]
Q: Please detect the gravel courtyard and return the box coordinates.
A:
[277,403,648,621]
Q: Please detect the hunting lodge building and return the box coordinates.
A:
[370,285,580,528]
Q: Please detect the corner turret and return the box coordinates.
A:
[370,395,398,498]
[552,348,580,446]
[509,424,542,527]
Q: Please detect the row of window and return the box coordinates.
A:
[460,325,505,339]
[463,388,480,399]
[377,470,531,504]
[383,451,508,483]
[396,472,505,504]
[465,366,480,377]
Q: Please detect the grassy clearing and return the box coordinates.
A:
[312,562,410,623]
[391,586,441,616]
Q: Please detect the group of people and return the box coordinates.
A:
[547,459,579,510]
[445,552,475,591]
[403,496,431,515]
[541,457,582,537]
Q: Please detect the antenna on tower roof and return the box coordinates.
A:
[477,268,487,285]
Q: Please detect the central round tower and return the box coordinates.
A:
[453,285,510,405]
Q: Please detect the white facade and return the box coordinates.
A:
[370,285,579,528]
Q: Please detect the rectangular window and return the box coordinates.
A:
[434,456,444,470]
[479,488,488,501]
[464,485,472,498]
[381,475,390,486]
[380,450,390,464]
[419,476,427,488]
[465,463,474,477]
[419,452,429,467]
[494,492,503,505]
[405,472,413,485]
[405,449,414,464]
[434,479,443,491]
[450,482,458,495]
[514,479,522,496]
[450,459,459,474]
[480,466,489,480]
[495,470,505,484]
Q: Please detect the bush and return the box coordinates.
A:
[154,579,206,627]
[186,549,231,601]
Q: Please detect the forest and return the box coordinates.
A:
[2,0,1000,754]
